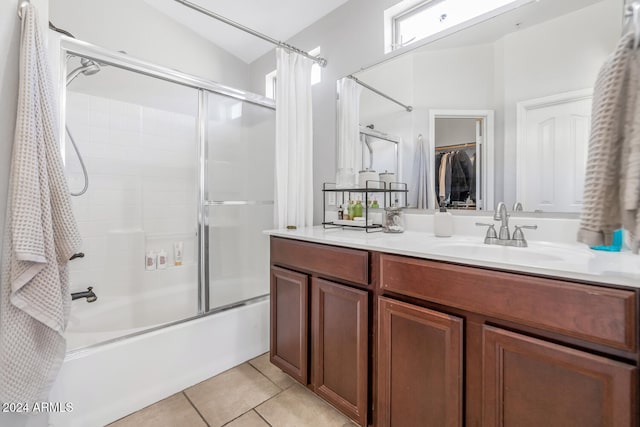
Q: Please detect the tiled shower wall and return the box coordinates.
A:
[65,91,197,297]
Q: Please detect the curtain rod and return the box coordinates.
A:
[174,0,327,67]
[347,75,413,112]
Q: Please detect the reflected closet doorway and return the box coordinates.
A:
[429,110,494,211]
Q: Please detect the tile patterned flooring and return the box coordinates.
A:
[108,353,357,427]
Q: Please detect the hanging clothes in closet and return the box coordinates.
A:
[435,146,475,207]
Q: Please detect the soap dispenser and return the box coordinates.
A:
[434,203,453,237]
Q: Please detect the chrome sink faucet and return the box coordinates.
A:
[476,202,537,247]
[494,202,510,240]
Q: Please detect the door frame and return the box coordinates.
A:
[515,88,593,208]
[428,109,494,211]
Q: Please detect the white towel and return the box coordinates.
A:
[0,4,81,403]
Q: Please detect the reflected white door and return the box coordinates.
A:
[517,90,592,212]
[475,118,483,210]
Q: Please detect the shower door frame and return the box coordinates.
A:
[59,36,275,341]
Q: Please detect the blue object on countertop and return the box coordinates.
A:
[591,229,623,252]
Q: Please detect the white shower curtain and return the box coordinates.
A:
[336,77,362,184]
[274,48,314,228]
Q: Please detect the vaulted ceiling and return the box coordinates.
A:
[144,0,350,63]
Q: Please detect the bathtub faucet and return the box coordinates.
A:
[71,286,97,303]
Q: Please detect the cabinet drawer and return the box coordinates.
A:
[271,237,369,285]
[380,254,637,352]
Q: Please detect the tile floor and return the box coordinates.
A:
[108,353,357,427]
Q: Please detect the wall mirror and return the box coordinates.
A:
[337,0,624,213]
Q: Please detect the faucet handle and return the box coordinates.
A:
[513,224,537,232]
[476,222,498,243]
[512,224,537,247]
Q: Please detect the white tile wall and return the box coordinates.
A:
[66,91,197,298]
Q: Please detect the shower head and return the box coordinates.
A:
[65,51,127,86]
[66,59,101,85]
[79,57,101,75]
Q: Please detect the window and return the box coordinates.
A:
[385,0,532,52]
[309,46,322,86]
[265,69,277,99]
[265,46,322,100]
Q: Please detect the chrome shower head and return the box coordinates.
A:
[66,51,127,86]
[79,57,101,75]
[66,59,101,85]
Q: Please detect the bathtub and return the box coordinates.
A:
[66,283,198,350]
[48,294,270,427]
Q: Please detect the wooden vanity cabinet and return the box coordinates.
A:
[271,237,639,426]
[378,253,639,427]
[270,237,370,426]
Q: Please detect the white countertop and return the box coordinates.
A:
[265,226,640,290]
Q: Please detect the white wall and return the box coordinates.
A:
[435,118,477,147]
[49,0,251,90]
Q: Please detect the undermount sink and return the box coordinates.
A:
[429,240,595,266]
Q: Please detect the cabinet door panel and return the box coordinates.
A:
[270,266,308,384]
[312,278,368,426]
[378,297,463,427]
[483,326,637,427]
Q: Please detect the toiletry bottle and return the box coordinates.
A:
[354,199,363,218]
[157,250,168,270]
[371,198,379,209]
[434,203,453,237]
[145,251,157,271]
[174,242,184,266]
[347,200,355,220]
[338,205,344,220]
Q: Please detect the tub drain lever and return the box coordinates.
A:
[71,286,97,303]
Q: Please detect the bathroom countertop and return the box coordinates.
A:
[264,226,640,290]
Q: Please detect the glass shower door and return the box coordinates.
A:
[205,92,275,311]
[64,55,200,350]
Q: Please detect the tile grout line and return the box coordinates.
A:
[220,408,273,427]
[220,408,254,426]
[253,386,287,414]
[182,391,211,427]
[216,362,284,426]
[253,408,274,427]
[246,360,288,393]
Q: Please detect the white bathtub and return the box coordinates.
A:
[66,283,198,350]
[48,295,269,427]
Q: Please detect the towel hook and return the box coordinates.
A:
[17,0,30,19]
